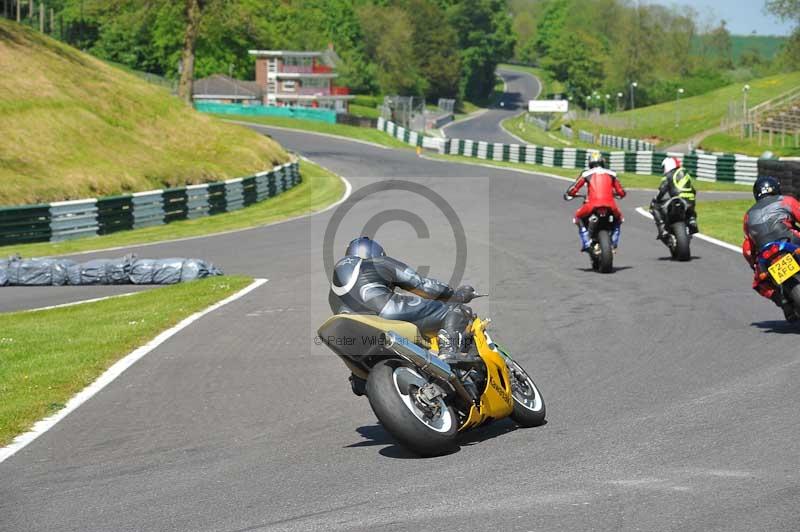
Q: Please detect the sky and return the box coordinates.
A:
[642,0,795,36]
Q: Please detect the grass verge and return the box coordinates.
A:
[0,276,252,446]
[216,114,411,150]
[428,153,752,192]
[699,132,799,157]
[695,199,752,246]
[0,159,344,258]
[568,71,800,147]
[502,114,597,149]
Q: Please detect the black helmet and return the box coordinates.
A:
[753,176,781,201]
[345,236,385,259]
[588,150,606,169]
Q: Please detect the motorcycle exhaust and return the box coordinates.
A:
[382,331,476,406]
[383,331,453,381]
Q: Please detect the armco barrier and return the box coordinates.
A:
[0,161,300,247]
[377,119,758,184]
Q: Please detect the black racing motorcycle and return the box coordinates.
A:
[565,193,619,274]
[659,197,692,262]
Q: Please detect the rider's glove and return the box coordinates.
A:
[452,285,476,303]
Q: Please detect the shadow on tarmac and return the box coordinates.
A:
[346,417,546,459]
[750,320,800,334]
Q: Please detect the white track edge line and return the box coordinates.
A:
[419,154,575,183]
[0,277,269,465]
[224,120,391,150]
[34,160,352,259]
[23,292,138,313]
[635,207,742,253]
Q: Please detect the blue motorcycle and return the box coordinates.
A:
[757,239,800,318]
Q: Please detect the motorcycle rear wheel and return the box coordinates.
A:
[671,221,691,262]
[597,230,614,273]
[506,358,546,427]
[788,283,800,314]
[366,360,458,457]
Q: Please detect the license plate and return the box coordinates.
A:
[768,253,800,285]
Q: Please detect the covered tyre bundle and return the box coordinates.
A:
[1,256,77,286]
[67,257,133,285]
[129,257,222,284]
[0,254,222,286]
[0,257,9,286]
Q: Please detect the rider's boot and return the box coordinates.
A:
[578,224,591,252]
[651,205,669,241]
[655,222,669,241]
[436,329,480,364]
[349,373,367,396]
[688,217,699,235]
[611,224,622,249]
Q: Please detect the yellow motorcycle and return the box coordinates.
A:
[317,300,546,456]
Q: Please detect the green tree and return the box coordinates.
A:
[399,0,461,100]
[358,4,422,95]
[541,32,603,101]
[765,0,800,70]
[448,0,515,101]
[532,0,568,59]
[705,20,734,69]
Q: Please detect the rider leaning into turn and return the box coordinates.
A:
[329,237,478,382]
[742,176,800,321]
[564,150,626,251]
[650,156,698,240]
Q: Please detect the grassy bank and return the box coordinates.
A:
[0,20,288,205]
[0,276,253,446]
[699,132,799,157]
[569,71,800,147]
[0,160,344,257]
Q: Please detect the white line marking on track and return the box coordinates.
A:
[635,207,742,253]
[0,277,269,465]
[22,292,139,313]
[225,120,391,150]
[420,154,576,183]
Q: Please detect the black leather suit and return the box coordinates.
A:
[328,255,472,339]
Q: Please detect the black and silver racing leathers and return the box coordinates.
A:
[328,255,472,341]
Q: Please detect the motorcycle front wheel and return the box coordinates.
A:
[366,360,458,457]
[506,358,546,427]
[671,221,691,261]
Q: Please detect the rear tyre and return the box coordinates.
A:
[788,283,800,314]
[597,229,614,273]
[671,221,691,262]
[366,360,458,457]
[506,358,546,427]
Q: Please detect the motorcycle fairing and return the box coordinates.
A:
[459,318,515,431]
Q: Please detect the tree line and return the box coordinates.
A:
[18,0,513,104]
[5,0,797,109]
[510,0,799,109]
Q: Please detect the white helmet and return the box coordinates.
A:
[660,157,681,175]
